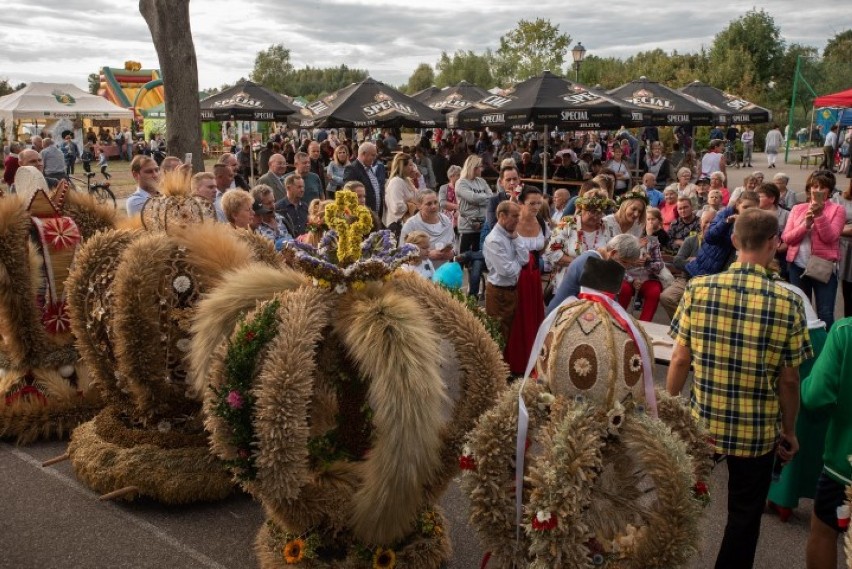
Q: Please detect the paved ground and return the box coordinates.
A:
[1,149,849,568]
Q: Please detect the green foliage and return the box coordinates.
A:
[435,49,495,88]
[710,9,784,88]
[0,78,25,98]
[495,18,571,85]
[87,73,100,95]
[403,63,435,94]
[824,30,852,62]
[210,299,280,482]
[250,43,294,94]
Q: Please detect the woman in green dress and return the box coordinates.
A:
[766,281,829,521]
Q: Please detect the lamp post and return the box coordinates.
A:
[571,42,586,82]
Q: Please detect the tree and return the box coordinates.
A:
[0,79,25,97]
[494,18,571,85]
[88,73,101,95]
[434,50,495,89]
[710,9,784,89]
[404,63,434,94]
[139,0,204,173]
[823,29,852,62]
[250,44,294,94]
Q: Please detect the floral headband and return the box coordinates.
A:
[616,190,649,207]
[576,194,616,212]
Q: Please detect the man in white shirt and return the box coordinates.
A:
[483,200,528,341]
[741,127,755,167]
[125,155,160,218]
[551,188,570,224]
[822,125,838,172]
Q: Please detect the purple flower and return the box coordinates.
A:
[226,390,244,410]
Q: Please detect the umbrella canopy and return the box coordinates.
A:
[199,80,299,121]
[680,81,771,124]
[421,81,490,113]
[411,86,441,104]
[0,82,133,122]
[446,71,647,130]
[813,88,852,109]
[291,77,445,129]
[608,77,728,126]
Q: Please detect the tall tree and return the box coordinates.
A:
[0,79,24,97]
[710,9,784,88]
[139,0,204,173]
[495,18,571,85]
[823,29,852,62]
[250,44,294,94]
[88,73,101,95]
[404,63,434,94]
[434,50,495,89]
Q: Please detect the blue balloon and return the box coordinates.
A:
[432,261,463,289]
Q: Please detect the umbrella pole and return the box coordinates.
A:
[249,121,255,186]
[542,125,548,195]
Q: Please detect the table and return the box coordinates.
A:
[638,321,674,365]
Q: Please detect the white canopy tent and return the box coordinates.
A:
[0,82,133,122]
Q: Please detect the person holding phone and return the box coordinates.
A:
[399,190,456,270]
[783,171,846,329]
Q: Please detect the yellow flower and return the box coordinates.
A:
[351,280,366,291]
[373,547,396,568]
[317,278,331,288]
[282,538,305,564]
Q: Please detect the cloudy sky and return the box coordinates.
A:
[0,0,846,93]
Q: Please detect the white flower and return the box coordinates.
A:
[176,338,191,352]
[629,354,642,373]
[334,283,347,294]
[157,420,171,433]
[573,357,592,377]
[537,392,556,410]
[536,510,551,523]
[172,275,191,294]
[462,445,473,457]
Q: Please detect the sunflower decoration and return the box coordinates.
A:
[372,547,396,569]
[322,190,375,265]
[282,538,306,565]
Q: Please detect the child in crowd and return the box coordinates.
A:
[98,147,111,179]
[644,207,671,250]
[81,143,94,174]
[401,231,435,280]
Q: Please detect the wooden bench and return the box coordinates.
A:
[800,151,822,169]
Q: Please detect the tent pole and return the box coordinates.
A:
[249,120,255,186]
[542,125,548,195]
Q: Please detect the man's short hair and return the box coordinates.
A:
[285,174,303,189]
[500,165,518,179]
[734,209,778,252]
[43,137,54,147]
[213,163,231,175]
[358,142,376,157]
[605,234,641,261]
[495,200,519,218]
[131,154,156,174]
[294,151,308,163]
[216,153,234,165]
[190,171,214,192]
[676,196,693,206]
[250,184,273,201]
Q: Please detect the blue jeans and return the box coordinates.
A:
[788,262,838,330]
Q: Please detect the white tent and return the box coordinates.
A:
[0,82,133,122]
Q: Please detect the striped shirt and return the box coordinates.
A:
[670,262,812,457]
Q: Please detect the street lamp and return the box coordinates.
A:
[571,42,587,82]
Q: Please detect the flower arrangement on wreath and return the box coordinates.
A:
[615,189,649,207]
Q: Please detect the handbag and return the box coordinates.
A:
[802,255,835,284]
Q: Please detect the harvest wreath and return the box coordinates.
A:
[193,190,507,568]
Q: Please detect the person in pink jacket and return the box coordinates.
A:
[782,170,846,329]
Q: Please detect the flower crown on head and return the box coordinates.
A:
[576,194,616,212]
[616,189,649,207]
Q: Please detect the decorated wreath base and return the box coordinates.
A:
[0,365,101,444]
[256,508,451,569]
[67,410,232,504]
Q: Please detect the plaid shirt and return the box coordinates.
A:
[670,262,812,457]
[667,215,701,246]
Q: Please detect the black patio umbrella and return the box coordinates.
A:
[608,77,729,126]
[411,85,441,104]
[680,81,771,124]
[421,81,490,113]
[446,71,647,131]
[199,80,299,121]
[290,77,445,129]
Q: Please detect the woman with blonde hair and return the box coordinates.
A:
[298,198,332,247]
[325,144,350,196]
[604,189,648,237]
[383,152,419,237]
[455,154,492,297]
[220,189,255,230]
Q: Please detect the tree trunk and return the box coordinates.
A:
[139,0,204,173]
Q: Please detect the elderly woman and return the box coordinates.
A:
[659,187,679,232]
[666,167,697,201]
[456,154,492,297]
[782,170,847,329]
[383,152,419,236]
[729,174,759,204]
[676,149,700,182]
[604,189,648,237]
[221,189,255,230]
[773,172,798,210]
[709,170,730,206]
[400,190,456,270]
[543,190,616,288]
[642,140,671,190]
[438,164,462,228]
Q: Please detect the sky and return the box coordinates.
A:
[0,0,847,94]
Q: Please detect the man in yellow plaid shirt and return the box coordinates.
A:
[667,208,812,569]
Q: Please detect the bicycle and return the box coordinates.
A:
[66,172,116,209]
[724,140,740,169]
